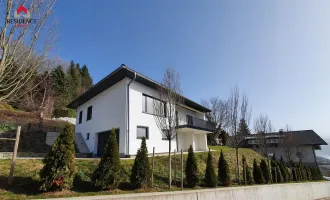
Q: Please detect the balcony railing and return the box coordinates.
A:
[177,116,215,132]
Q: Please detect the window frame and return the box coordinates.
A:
[87,106,93,121]
[79,111,83,124]
[136,126,149,139]
[142,94,166,117]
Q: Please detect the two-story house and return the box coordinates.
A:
[68,65,215,157]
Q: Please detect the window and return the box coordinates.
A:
[86,133,90,140]
[142,94,166,117]
[87,106,93,121]
[79,111,83,124]
[161,129,169,140]
[186,115,193,125]
[137,126,149,139]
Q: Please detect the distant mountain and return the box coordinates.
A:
[316,138,330,159]
[317,156,330,165]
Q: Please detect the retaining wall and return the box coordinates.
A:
[49,181,330,200]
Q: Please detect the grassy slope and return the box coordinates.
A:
[0,146,264,199]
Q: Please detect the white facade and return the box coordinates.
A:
[74,77,210,157]
[268,146,316,164]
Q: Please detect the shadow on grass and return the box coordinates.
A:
[0,176,41,195]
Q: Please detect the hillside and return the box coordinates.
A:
[0,146,264,199]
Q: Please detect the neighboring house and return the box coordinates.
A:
[68,65,215,157]
[244,130,328,166]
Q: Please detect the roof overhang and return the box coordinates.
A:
[67,65,211,113]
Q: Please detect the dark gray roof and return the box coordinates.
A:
[67,65,211,112]
[246,130,327,146]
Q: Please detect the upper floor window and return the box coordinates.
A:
[86,133,90,140]
[79,111,83,124]
[142,94,166,117]
[87,106,93,121]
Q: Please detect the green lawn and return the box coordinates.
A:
[0,146,264,199]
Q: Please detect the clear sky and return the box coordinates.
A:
[51,1,330,142]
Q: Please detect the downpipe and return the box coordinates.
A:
[126,72,136,157]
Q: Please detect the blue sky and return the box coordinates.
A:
[50,1,329,143]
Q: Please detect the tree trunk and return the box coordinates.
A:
[169,139,172,189]
[236,146,240,184]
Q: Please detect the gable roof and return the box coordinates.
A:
[245,130,327,146]
[67,65,211,112]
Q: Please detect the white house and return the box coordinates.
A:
[68,65,215,157]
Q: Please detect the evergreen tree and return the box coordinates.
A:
[260,159,271,183]
[204,149,217,187]
[242,155,253,185]
[40,124,76,191]
[51,65,72,109]
[185,145,198,187]
[68,61,82,98]
[92,128,121,190]
[220,130,228,145]
[218,150,230,186]
[291,163,298,181]
[271,160,283,183]
[305,166,312,181]
[237,119,251,136]
[253,159,265,184]
[81,64,93,91]
[278,161,289,182]
[130,137,151,188]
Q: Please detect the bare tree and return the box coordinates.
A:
[281,125,297,163]
[0,0,57,103]
[153,68,183,189]
[253,114,275,157]
[201,97,229,145]
[227,86,251,184]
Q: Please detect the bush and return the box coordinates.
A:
[92,128,121,190]
[220,130,227,145]
[130,137,151,188]
[271,160,283,183]
[40,123,76,191]
[278,161,289,182]
[67,108,76,118]
[260,159,270,183]
[242,155,253,185]
[204,149,217,187]
[253,159,265,184]
[185,145,199,187]
[53,108,76,118]
[218,150,230,186]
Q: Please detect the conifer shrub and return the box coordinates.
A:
[242,155,253,185]
[185,145,199,187]
[40,124,76,191]
[204,149,217,187]
[260,159,270,183]
[253,159,265,184]
[271,160,283,183]
[92,128,121,190]
[130,137,151,188]
[278,161,289,182]
[218,150,230,186]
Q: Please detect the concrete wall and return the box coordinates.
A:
[55,182,330,200]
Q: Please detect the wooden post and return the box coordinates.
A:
[152,147,155,187]
[174,149,176,186]
[8,126,21,185]
[244,161,247,185]
[274,167,277,183]
[181,149,183,191]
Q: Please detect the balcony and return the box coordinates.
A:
[177,115,215,133]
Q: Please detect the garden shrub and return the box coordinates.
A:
[253,159,265,184]
[130,137,151,188]
[260,159,270,183]
[204,149,217,187]
[92,128,121,190]
[218,150,230,186]
[39,123,76,191]
[185,145,199,187]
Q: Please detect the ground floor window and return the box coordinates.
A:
[137,126,149,139]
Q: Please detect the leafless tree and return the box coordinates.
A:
[253,114,275,157]
[0,0,57,103]
[153,68,183,189]
[281,125,298,163]
[201,97,229,145]
[227,86,251,184]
